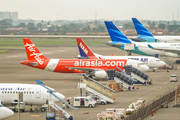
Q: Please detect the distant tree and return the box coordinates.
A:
[123,22,134,29]
[3,19,13,25]
[17,23,26,27]
[167,25,180,32]
[178,27,180,33]
[93,25,105,32]
[27,23,37,30]
[82,25,91,32]
[158,23,166,29]
[37,23,42,28]
[149,22,156,29]
[48,25,55,31]
[147,21,151,27]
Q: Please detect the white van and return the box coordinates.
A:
[90,95,106,105]
[73,96,96,108]
[170,74,178,82]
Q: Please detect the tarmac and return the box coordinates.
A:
[0,45,180,120]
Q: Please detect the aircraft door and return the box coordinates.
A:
[1,91,5,104]
[36,88,41,98]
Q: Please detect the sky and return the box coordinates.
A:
[1,0,180,21]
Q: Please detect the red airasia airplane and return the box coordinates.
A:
[21,38,136,78]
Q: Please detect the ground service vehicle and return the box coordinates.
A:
[126,100,145,115]
[170,74,178,82]
[73,96,96,108]
[10,102,25,112]
[90,95,106,105]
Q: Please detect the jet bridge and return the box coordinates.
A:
[36,80,77,120]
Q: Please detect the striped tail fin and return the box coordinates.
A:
[104,21,132,43]
[76,38,98,59]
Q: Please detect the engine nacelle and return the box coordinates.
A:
[94,71,108,78]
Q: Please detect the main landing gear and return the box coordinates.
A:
[127,50,132,56]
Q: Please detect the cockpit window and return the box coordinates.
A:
[0,105,3,107]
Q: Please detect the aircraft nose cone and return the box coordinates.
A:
[141,65,149,72]
[161,61,166,66]
[4,108,14,118]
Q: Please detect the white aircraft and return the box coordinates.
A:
[0,84,65,111]
[0,102,14,119]
[131,18,180,43]
[104,21,180,64]
[76,38,164,71]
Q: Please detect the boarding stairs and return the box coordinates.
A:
[106,69,135,90]
[47,101,72,120]
[82,75,114,98]
[78,83,113,103]
[83,75,115,92]
[124,65,149,85]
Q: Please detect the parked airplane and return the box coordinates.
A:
[76,38,165,71]
[131,18,180,43]
[104,21,180,64]
[0,84,65,111]
[0,102,14,119]
[21,38,149,78]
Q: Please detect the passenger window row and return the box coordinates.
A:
[2,91,34,94]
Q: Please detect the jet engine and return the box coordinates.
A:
[94,71,108,78]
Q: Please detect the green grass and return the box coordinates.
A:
[0,38,108,46]
[0,50,7,53]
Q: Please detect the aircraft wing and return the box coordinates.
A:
[68,67,104,73]
[148,45,180,54]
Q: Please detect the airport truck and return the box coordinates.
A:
[126,100,145,115]
[73,96,96,108]
[90,95,106,105]
[10,102,25,112]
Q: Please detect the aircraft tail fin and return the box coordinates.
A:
[23,38,47,64]
[104,21,132,43]
[132,18,154,37]
[76,38,98,59]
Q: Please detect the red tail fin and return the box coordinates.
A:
[76,38,98,59]
[23,38,47,65]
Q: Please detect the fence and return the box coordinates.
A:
[124,85,180,120]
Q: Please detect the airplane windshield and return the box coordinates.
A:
[0,105,3,107]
